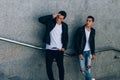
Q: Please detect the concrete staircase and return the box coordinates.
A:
[0,72,21,80]
[97,77,120,80]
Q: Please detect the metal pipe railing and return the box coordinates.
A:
[0,36,44,50]
[0,36,120,57]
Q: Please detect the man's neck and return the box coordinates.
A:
[56,22,62,25]
[85,26,91,31]
[56,21,62,25]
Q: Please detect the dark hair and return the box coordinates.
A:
[58,11,67,19]
[87,16,95,22]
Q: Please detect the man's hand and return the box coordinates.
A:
[79,54,83,60]
[91,55,95,60]
[53,13,60,18]
[61,48,65,52]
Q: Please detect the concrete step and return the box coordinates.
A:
[97,77,120,80]
[0,72,9,80]
[8,76,21,80]
[0,71,21,80]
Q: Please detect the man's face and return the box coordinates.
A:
[86,18,94,27]
[56,14,64,23]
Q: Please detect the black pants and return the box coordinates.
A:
[46,50,64,80]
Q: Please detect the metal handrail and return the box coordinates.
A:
[0,36,120,57]
[95,47,120,53]
[0,36,44,50]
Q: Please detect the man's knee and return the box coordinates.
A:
[80,68,85,72]
[87,65,91,69]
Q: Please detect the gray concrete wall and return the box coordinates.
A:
[0,0,120,80]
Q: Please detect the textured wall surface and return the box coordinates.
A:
[0,0,120,80]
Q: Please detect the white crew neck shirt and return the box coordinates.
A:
[84,28,91,51]
[46,24,62,50]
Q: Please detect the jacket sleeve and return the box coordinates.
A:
[92,30,96,55]
[75,28,82,55]
[38,15,53,25]
[62,24,68,50]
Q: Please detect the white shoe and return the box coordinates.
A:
[92,78,95,80]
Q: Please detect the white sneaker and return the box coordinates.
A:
[92,78,95,80]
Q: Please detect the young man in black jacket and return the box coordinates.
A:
[75,16,95,80]
[39,11,68,80]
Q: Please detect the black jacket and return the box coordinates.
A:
[38,15,68,50]
[75,25,95,55]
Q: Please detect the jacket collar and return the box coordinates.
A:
[82,24,94,41]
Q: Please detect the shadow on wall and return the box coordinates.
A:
[97,76,120,80]
[66,17,85,56]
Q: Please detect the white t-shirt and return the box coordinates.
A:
[84,28,91,51]
[46,24,62,50]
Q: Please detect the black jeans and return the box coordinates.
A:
[46,50,64,80]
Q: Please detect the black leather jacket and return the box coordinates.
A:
[75,25,95,55]
[39,15,68,49]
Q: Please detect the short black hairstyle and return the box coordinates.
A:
[58,11,67,19]
[87,16,95,22]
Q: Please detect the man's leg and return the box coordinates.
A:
[79,51,91,80]
[46,50,55,80]
[79,52,86,80]
[55,51,64,80]
[84,51,92,80]
[84,70,91,80]
[79,57,85,73]
[87,53,92,73]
